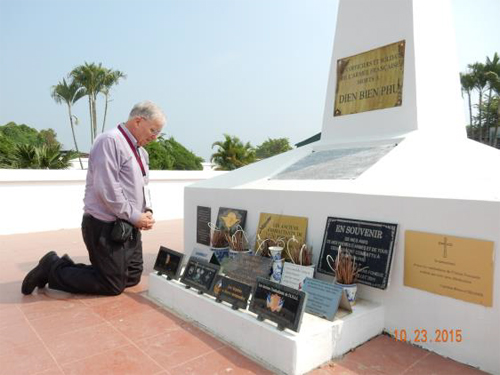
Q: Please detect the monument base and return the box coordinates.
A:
[148,272,384,375]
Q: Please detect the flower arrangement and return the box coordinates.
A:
[209,223,229,248]
[328,245,366,285]
[255,235,285,257]
[225,225,250,252]
[285,236,313,266]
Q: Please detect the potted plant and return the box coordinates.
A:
[285,237,313,267]
[225,225,251,258]
[209,223,230,262]
[327,245,366,305]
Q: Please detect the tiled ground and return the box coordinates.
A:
[0,220,488,375]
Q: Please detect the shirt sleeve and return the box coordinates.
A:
[91,137,142,225]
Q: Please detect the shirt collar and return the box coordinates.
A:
[119,123,139,148]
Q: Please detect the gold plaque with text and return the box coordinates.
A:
[255,213,308,252]
[404,231,494,307]
[334,40,405,116]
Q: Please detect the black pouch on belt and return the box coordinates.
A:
[111,219,135,243]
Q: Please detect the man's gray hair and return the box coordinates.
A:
[128,101,166,124]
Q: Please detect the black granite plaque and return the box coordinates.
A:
[249,277,307,332]
[216,207,247,234]
[317,217,398,289]
[196,206,211,246]
[153,246,184,280]
[180,257,220,294]
[213,275,252,310]
[223,253,273,290]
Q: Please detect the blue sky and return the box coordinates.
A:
[0,0,499,160]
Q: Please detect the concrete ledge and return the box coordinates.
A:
[148,272,384,375]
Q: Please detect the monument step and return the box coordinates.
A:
[148,272,384,375]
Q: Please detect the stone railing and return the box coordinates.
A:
[0,169,225,235]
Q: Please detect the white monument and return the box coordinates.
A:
[150,0,500,374]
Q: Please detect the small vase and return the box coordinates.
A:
[270,258,285,283]
[268,246,283,261]
[211,246,229,263]
[335,282,358,306]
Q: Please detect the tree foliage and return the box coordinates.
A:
[255,137,293,159]
[67,62,126,144]
[0,122,74,169]
[144,136,203,170]
[211,134,255,171]
[461,52,500,147]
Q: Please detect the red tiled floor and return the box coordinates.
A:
[43,323,129,365]
[137,323,226,370]
[0,320,40,357]
[342,335,429,375]
[404,352,488,375]
[169,346,274,375]
[29,304,105,339]
[0,340,57,375]
[0,220,491,375]
[90,292,159,321]
[108,306,184,342]
[59,345,162,375]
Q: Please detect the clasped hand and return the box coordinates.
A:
[137,212,155,231]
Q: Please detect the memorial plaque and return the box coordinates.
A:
[302,277,351,321]
[224,253,273,290]
[180,257,220,294]
[334,40,405,116]
[153,246,184,280]
[213,275,252,310]
[254,213,308,252]
[317,217,397,289]
[196,206,211,246]
[405,230,494,307]
[216,207,247,234]
[192,247,217,264]
[280,263,315,290]
[249,277,307,332]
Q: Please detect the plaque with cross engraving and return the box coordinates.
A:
[404,230,494,307]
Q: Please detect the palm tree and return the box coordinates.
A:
[468,62,488,142]
[460,72,475,136]
[484,53,500,145]
[70,62,106,143]
[485,71,500,147]
[101,69,126,133]
[211,134,256,170]
[13,144,37,169]
[51,78,85,169]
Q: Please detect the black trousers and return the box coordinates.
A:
[48,214,143,295]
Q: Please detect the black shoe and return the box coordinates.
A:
[22,251,59,295]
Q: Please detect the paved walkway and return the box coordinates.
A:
[0,220,488,375]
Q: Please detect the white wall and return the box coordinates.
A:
[184,186,500,374]
[0,169,225,235]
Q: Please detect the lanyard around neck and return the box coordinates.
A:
[118,125,146,177]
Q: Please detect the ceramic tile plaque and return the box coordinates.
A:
[180,257,220,294]
[213,275,252,310]
[196,206,211,246]
[153,246,184,280]
[249,277,307,332]
[216,207,247,234]
[404,230,494,307]
[334,40,405,116]
[280,263,315,290]
[317,216,397,289]
[255,213,308,252]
